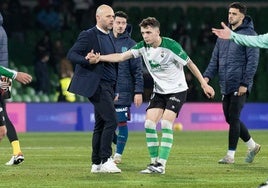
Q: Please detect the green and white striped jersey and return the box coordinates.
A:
[130,37,189,94]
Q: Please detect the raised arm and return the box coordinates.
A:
[102,50,134,63]
[212,22,232,39]
[212,22,268,49]
[86,50,134,64]
[231,32,268,49]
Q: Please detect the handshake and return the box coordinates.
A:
[85,50,100,64]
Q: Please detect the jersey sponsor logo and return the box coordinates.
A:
[149,60,161,69]
[116,107,128,112]
[149,60,162,72]
[121,46,128,53]
[169,96,181,103]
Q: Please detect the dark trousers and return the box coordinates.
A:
[89,81,117,164]
[222,93,251,150]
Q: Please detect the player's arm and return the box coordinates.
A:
[0,66,32,84]
[212,22,268,48]
[186,59,215,99]
[231,32,268,49]
[86,50,134,64]
[100,50,134,63]
[15,72,32,84]
[212,22,232,39]
[0,66,17,79]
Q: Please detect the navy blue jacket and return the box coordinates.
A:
[67,26,116,97]
[110,29,144,106]
[203,16,259,95]
[0,13,8,68]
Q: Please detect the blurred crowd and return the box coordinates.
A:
[0,0,243,102]
[0,0,116,102]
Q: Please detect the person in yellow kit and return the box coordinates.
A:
[58,77,76,102]
[57,58,76,102]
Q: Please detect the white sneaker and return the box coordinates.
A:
[218,155,234,164]
[113,153,122,164]
[140,163,155,174]
[148,162,165,174]
[5,153,24,166]
[100,158,121,173]
[140,168,154,174]
[245,143,261,163]
[259,180,268,188]
[90,164,101,173]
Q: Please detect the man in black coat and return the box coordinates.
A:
[204,2,260,164]
[67,4,121,173]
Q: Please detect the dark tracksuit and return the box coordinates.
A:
[110,29,144,108]
[109,27,144,150]
[203,16,259,150]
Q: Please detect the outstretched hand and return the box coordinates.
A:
[212,22,231,39]
[15,72,32,84]
[85,49,100,64]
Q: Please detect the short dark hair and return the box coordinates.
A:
[115,11,128,20]
[229,2,247,15]
[139,17,160,29]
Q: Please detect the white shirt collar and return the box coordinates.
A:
[96,25,110,34]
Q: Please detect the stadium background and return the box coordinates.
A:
[2,0,268,131]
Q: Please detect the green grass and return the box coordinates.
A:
[0,131,267,188]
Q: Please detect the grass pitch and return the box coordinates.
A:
[0,131,267,188]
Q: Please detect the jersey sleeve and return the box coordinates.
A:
[231,31,268,49]
[171,41,190,66]
[0,66,17,79]
[130,41,144,58]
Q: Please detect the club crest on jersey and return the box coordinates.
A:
[121,47,128,52]
[161,51,165,57]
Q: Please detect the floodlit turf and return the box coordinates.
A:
[0,131,267,188]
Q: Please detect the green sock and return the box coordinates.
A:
[145,120,158,163]
[159,120,173,166]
